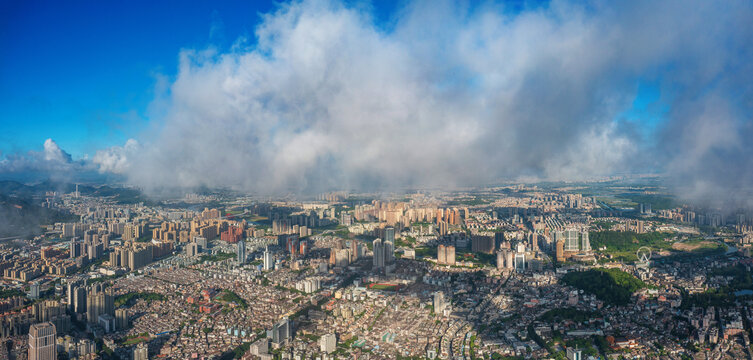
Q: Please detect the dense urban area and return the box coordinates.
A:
[2,178,753,360]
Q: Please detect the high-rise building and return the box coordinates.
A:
[28,282,40,300]
[494,232,505,249]
[69,239,82,258]
[471,235,494,254]
[66,279,82,312]
[529,233,538,251]
[115,308,129,330]
[109,250,122,267]
[556,240,565,262]
[73,286,87,314]
[437,245,456,265]
[496,250,506,270]
[433,291,445,314]
[514,253,526,272]
[271,317,291,344]
[581,231,590,252]
[220,225,244,243]
[385,227,395,244]
[185,242,199,257]
[237,240,246,264]
[133,342,148,360]
[263,246,274,271]
[445,245,455,265]
[564,229,579,252]
[28,322,56,360]
[86,284,114,324]
[320,333,336,354]
[350,239,358,262]
[384,239,394,265]
[127,245,153,271]
[506,250,514,269]
[373,238,384,269]
[437,221,448,236]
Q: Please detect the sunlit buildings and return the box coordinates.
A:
[28,322,56,360]
[437,244,456,265]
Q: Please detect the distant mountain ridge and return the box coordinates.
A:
[0,179,146,204]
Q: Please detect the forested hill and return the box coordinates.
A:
[0,194,77,238]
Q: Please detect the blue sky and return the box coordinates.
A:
[0,0,281,158]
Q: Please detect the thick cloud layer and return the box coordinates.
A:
[21,1,753,203]
[0,138,77,174]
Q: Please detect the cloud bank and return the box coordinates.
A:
[7,0,753,205]
[0,138,77,174]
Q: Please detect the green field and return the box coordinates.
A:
[561,268,647,306]
[115,292,166,307]
[591,231,725,263]
[590,231,671,262]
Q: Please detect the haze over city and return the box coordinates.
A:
[2,1,753,360]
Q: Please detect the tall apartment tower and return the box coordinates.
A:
[115,308,129,330]
[28,322,56,360]
[385,227,395,245]
[581,231,591,252]
[263,246,274,271]
[556,240,565,262]
[133,342,148,360]
[373,238,384,269]
[237,240,246,264]
[384,239,394,265]
[564,229,579,252]
[433,291,445,314]
[86,284,114,324]
[350,239,358,261]
[446,245,456,265]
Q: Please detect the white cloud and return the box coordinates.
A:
[4,0,748,202]
[42,138,72,163]
[0,138,81,178]
[92,139,140,174]
[111,0,752,196]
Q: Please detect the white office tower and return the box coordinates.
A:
[263,246,274,271]
[564,229,579,251]
[320,333,336,353]
[581,231,591,252]
[433,291,445,314]
[373,238,384,269]
[28,322,56,360]
[237,240,246,264]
